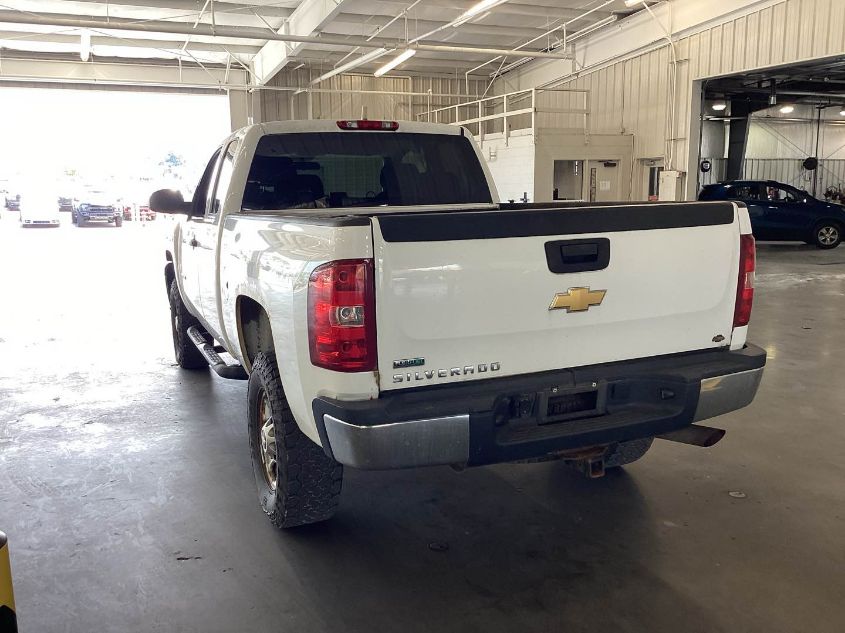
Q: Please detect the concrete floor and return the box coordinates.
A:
[1,213,843,633]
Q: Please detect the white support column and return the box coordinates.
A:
[228,89,254,130]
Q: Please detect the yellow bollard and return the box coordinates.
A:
[0,531,16,633]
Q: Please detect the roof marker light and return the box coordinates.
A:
[336,120,399,131]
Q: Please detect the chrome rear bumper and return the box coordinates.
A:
[323,414,469,470]
[694,368,764,422]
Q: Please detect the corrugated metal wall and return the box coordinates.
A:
[260,70,486,122]
[697,157,845,193]
[544,0,845,170]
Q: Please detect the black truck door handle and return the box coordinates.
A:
[190,238,199,248]
[545,238,610,273]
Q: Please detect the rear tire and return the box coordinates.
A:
[115,216,123,227]
[168,279,207,369]
[248,351,343,528]
[604,437,654,468]
[77,216,86,227]
[813,222,841,249]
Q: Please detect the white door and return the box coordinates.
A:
[586,161,621,202]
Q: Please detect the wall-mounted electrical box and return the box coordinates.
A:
[658,170,685,201]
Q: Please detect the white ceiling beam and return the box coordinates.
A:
[0,55,248,89]
[20,0,295,20]
[0,30,262,54]
[368,0,613,21]
[330,12,548,40]
[252,0,353,85]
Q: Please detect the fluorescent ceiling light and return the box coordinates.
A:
[452,0,510,28]
[779,105,795,114]
[624,0,643,7]
[80,32,90,62]
[711,102,727,111]
[313,48,388,84]
[840,109,845,116]
[567,16,618,43]
[374,49,416,77]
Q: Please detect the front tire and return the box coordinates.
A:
[168,279,207,369]
[115,216,123,227]
[77,216,86,227]
[813,222,841,249]
[604,437,654,468]
[248,352,343,528]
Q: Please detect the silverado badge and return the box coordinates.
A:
[549,287,607,312]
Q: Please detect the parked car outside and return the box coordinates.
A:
[122,204,156,221]
[58,196,75,212]
[699,180,845,248]
[73,189,123,227]
[4,193,20,210]
[19,191,61,227]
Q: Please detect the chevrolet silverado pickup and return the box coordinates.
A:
[151,119,766,529]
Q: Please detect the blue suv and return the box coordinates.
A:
[699,180,845,249]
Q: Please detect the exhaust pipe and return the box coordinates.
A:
[659,424,726,448]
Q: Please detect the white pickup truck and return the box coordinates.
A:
[151,119,766,529]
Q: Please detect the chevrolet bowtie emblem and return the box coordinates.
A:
[549,287,607,312]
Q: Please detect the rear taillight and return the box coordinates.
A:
[336,120,399,131]
[308,259,377,372]
[734,234,756,327]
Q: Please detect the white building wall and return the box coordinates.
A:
[478,132,536,203]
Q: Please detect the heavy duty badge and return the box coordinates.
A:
[549,287,607,312]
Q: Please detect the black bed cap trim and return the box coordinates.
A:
[377,202,735,242]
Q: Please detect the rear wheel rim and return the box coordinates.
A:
[257,390,278,490]
[819,226,839,245]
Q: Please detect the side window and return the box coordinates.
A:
[192,148,222,217]
[206,140,238,219]
[726,185,760,201]
[766,186,799,202]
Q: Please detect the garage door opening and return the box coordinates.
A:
[0,86,230,213]
[695,57,845,204]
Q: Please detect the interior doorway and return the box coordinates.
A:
[552,160,584,200]
[641,159,664,201]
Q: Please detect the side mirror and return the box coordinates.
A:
[150,189,191,214]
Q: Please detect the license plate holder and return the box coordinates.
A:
[538,384,606,425]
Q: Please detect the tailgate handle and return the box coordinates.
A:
[545,238,610,273]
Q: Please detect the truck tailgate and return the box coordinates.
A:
[372,202,741,391]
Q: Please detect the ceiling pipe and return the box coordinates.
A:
[484,0,615,82]
[0,10,573,60]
